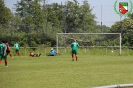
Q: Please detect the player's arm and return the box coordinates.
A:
[4,45,7,56]
[7,44,10,50]
[77,43,79,47]
[8,46,10,50]
[14,44,16,48]
[4,50,6,56]
[54,50,57,54]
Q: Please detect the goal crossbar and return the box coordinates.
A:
[57,33,121,35]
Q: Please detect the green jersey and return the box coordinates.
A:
[71,42,79,51]
[0,43,7,55]
[14,43,20,49]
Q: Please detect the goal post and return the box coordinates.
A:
[56,33,122,55]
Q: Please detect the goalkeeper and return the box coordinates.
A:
[48,48,60,56]
[71,39,79,61]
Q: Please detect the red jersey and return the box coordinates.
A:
[5,42,10,50]
[29,52,34,56]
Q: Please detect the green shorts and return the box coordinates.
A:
[0,54,7,60]
[15,49,19,52]
[72,50,78,55]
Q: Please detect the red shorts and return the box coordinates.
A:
[6,50,10,54]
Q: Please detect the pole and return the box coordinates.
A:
[120,33,122,55]
[120,16,122,55]
[101,5,103,33]
[120,17,122,34]
[45,5,48,41]
[56,34,58,53]
[28,24,30,46]
[82,5,84,31]
[64,2,67,48]
[10,7,13,43]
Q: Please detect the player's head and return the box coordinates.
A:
[5,41,7,43]
[74,39,76,42]
[2,40,5,43]
[51,48,53,50]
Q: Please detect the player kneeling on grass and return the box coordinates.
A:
[29,52,42,57]
[48,48,60,56]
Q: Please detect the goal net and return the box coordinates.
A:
[56,33,122,55]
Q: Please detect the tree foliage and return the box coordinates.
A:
[0,0,12,25]
[128,12,133,19]
[1,0,113,47]
[15,0,45,25]
[111,18,133,46]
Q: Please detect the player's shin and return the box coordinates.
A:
[9,53,13,58]
[0,59,2,63]
[18,52,20,56]
[4,60,8,66]
[72,54,74,61]
[76,55,78,61]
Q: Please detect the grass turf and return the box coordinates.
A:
[0,55,133,88]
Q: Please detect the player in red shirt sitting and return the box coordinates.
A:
[29,52,42,57]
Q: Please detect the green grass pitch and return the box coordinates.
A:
[0,55,133,88]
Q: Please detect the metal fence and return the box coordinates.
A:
[10,46,133,56]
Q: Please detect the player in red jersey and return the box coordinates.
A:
[29,52,34,57]
[29,52,42,57]
[5,41,13,58]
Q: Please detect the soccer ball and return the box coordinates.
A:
[111,51,113,53]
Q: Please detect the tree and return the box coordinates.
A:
[96,25,110,33]
[14,0,46,46]
[0,0,12,25]
[15,0,45,25]
[5,0,98,47]
[128,13,133,19]
[59,0,96,33]
[111,18,133,46]
[80,0,96,33]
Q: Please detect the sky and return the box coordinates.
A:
[4,0,131,27]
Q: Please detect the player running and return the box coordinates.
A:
[71,39,79,61]
[14,42,20,56]
[0,41,8,67]
[5,41,13,58]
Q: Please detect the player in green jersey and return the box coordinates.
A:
[71,39,79,61]
[0,41,8,67]
[14,42,20,56]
